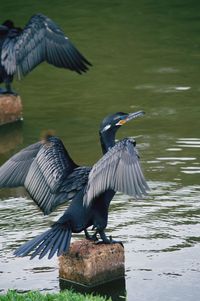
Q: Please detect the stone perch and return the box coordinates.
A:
[59,239,125,287]
[0,94,23,126]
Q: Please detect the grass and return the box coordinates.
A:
[0,290,110,301]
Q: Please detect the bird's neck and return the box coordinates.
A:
[99,130,116,154]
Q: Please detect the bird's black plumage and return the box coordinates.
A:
[0,111,149,259]
[0,14,92,94]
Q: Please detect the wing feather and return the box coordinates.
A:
[1,13,91,78]
[0,136,90,215]
[24,137,90,214]
[0,142,42,188]
[23,136,78,214]
[84,138,149,206]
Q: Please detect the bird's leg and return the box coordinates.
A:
[84,229,98,241]
[4,81,17,95]
[97,229,124,247]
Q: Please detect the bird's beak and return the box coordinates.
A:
[117,111,145,126]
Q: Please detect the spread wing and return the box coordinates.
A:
[84,138,149,206]
[0,136,89,215]
[25,139,90,214]
[1,13,92,78]
[24,136,78,214]
[0,142,42,187]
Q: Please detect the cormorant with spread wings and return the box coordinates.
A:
[0,13,92,94]
[0,111,149,259]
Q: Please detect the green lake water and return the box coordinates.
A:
[0,1,200,300]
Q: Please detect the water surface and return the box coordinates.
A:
[0,1,200,300]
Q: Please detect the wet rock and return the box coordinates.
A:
[59,239,125,287]
[0,94,23,126]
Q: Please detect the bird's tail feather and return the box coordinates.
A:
[14,225,72,259]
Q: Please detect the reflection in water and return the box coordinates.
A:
[154,138,200,176]
[134,84,191,93]
[148,67,180,74]
[177,138,200,148]
[0,122,23,155]
[181,167,200,174]
[59,277,126,301]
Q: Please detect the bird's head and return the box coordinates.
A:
[0,20,15,35]
[2,20,14,29]
[100,110,145,134]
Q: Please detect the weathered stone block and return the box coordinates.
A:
[59,239,125,287]
[0,94,23,126]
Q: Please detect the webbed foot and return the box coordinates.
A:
[97,230,124,247]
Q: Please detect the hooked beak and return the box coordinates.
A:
[116,110,145,126]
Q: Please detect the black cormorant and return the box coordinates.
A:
[0,111,149,259]
[0,14,91,94]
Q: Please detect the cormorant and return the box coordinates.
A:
[0,14,91,94]
[0,111,149,259]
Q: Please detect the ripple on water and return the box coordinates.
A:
[181,167,200,174]
[149,67,180,74]
[156,157,196,161]
[176,138,200,148]
[1,178,200,296]
[134,84,191,93]
[166,148,182,151]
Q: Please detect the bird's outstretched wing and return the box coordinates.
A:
[0,136,89,215]
[0,142,42,187]
[1,13,92,78]
[23,136,78,214]
[84,138,149,206]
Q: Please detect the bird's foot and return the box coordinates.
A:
[0,87,18,96]
[84,229,98,242]
[7,90,18,96]
[96,230,124,247]
[95,236,124,247]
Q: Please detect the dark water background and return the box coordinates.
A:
[0,1,200,300]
